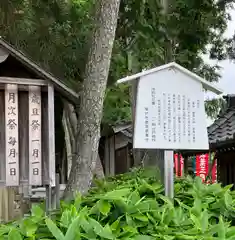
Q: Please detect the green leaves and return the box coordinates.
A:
[1,0,231,128]
[8,229,23,240]
[97,200,111,215]
[45,218,65,240]
[3,170,235,239]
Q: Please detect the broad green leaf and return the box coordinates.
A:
[194,177,203,190]
[201,210,208,233]
[74,193,82,210]
[0,225,10,236]
[102,225,114,240]
[45,218,64,240]
[126,214,134,226]
[133,214,148,222]
[122,225,138,234]
[31,205,44,219]
[97,200,111,215]
[224,191,233,208]
[70,205,79,219]
[128,190,140,204]
[89,218,104,235]
[160,195,174,208]
[20,218,38,237]
[101,188,131,200]
[64,215,81,240]
[217,216,226,239]
[223,184,233,192]
[110,218,120,231]
[60,210,71,228]
[191,198,202,217]
[89,218,114,239]
[80,218,92,233]
[226,226,235,238]
[134,235,154,240]
[190,213,201,230]
[8,229,23,240]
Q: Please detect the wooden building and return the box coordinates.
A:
[0,37,79,212]
[101,121,164,176]
[100,122,133,176]
[207,94,235,187]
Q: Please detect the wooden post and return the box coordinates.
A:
[104,138,110,176]
[164,150,174,198]
[55,173,60,208]
[184,155,188,176]
[28,86,42,186]
[45,185,52,214]
[131,81,142,167]
[109,136,115,176]
[48,84,55,187]
[5,84,19,186]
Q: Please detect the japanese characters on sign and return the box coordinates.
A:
[174,153,184,177]
[5,84,19,186]
[196,154,209,182]
[29,86,42,185]
[134,67,209,150]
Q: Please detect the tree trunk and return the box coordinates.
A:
[63,0,121,200]
[135,0,173,181]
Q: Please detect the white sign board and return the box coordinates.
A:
[5,84,19,186]
[134,67,209,150]
[29,86,42,186]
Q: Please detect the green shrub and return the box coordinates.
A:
[2,169,235,239]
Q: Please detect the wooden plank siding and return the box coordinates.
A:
[0,89,51,222]
[0,91,5,182]
[0,90,49,185]
[0,187,15,222]
[19,92,29,184]
[217,151,235,190]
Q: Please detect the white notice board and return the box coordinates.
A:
[134,67,209,150]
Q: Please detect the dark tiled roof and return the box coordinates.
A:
[112,122,133,140]
[208,95,235,147]
[120,126,132,139]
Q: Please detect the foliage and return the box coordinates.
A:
[0,0,234,124]
[205,97,227,120]
[2,170,235,239]
[102,84,132,125]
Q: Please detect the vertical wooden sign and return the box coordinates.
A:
[29,86,42,186]
[5,84,19,186]
[48,84,56,187]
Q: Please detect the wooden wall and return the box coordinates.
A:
[0,188,15,222]
[0,90,50,186]
[104,133,132,176]
[115,146,130,175]
[0,89,68,222]
[0,187,25,222]
[217,151,235,189]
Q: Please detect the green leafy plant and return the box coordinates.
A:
[1,170,235,239]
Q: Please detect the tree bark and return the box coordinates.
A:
[63,0,121,200]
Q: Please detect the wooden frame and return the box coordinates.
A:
[5,84,19,186]
[28,86,42,186]
[48,84,56,187]
[0,77,46,86]
[0,82,56,188]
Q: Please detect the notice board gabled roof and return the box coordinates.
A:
[117,62,223,95]
[0,37,79,102]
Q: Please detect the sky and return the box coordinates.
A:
[205,8,235,125]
